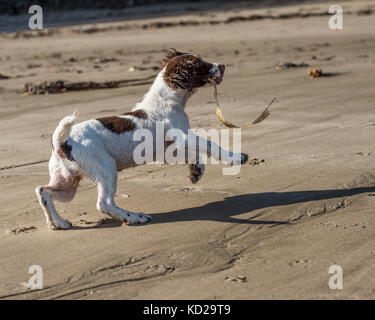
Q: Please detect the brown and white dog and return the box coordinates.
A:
[35,49,248,229]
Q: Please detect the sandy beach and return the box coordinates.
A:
[0,0,374,299]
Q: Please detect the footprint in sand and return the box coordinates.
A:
[249,158,267,166]
[77,217,122,227]
[7,226,37,235]
[225,276,247,283]
[290,259,309,266]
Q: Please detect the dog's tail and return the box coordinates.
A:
[52,111,78,152]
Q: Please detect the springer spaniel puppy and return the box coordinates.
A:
[35,49,248,229]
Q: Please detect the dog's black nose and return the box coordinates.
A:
[218,64,225,74]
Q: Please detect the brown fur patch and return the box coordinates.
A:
[163,53,213,91]
[57,141,74,161]
[159,48,187,70]
[122,109,148,119]
[97,116,136,134]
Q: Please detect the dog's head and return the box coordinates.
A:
[161,49,225,92]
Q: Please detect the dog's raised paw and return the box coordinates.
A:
[189,174,199,184]
[188,164,204,184]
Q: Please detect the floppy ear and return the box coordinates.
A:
[159,48,186,70]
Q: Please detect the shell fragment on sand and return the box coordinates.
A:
[308,69,323,78]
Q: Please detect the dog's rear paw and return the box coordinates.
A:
[125,212,152,225]
[48,219,72,230]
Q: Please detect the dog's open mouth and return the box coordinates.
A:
[208,76,223,85]
[208,64,225,86]
[214,76,223,85]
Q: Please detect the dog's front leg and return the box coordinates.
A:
[167,130,247,182]
[186,133,248,166]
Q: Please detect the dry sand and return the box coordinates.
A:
[0,0,374,299]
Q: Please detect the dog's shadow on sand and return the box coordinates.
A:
[147,186,375,226]
[74,186,375,229]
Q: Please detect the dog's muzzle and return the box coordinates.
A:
[209,64,225,85]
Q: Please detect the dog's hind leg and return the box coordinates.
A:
[35,173,79,230]
[92,157,152,225]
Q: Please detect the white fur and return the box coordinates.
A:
[35,65,244,229]
[52,111,78,150]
